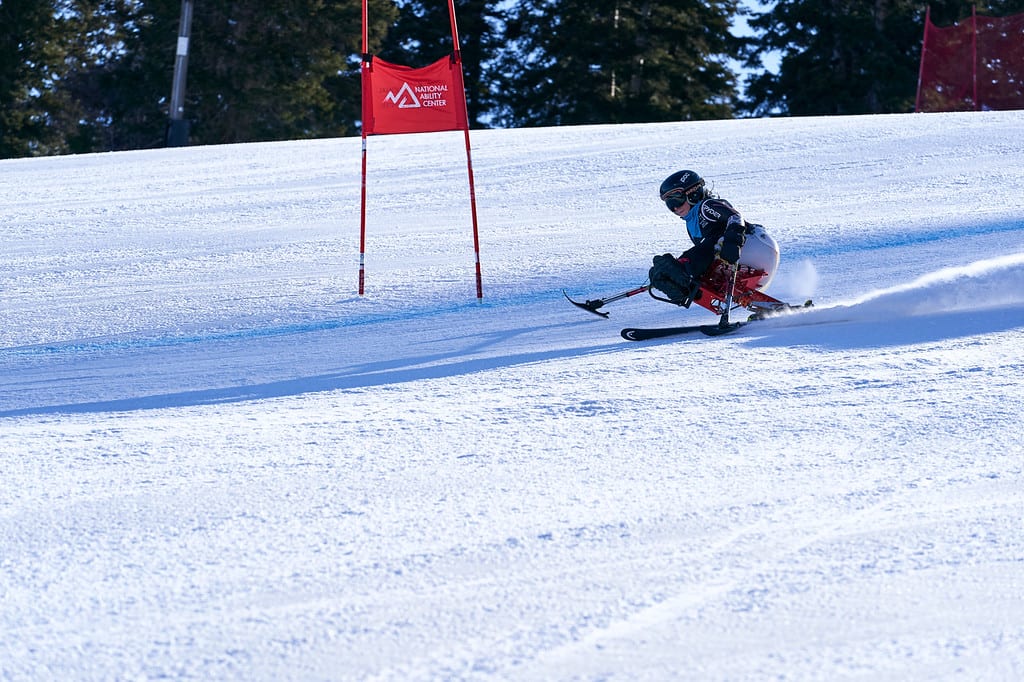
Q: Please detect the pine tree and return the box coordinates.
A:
[61,1,147,153]
[0,1,141,157]
[85,0,397,150]
[489,0,742,127]
[742,0,920,116]
[1,1,81,157]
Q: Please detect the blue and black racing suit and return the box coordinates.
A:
[678,197,747,277]
[648,196,748,305]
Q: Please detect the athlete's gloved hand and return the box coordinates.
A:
[719,217,746,264]
[649,254,698,306]
[718,231,743,264]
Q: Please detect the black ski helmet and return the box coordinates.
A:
[659,170,706,210]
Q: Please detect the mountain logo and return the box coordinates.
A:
[384,82,421,109]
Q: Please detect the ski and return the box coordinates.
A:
[620,301,817,341]
[621,321,744,341]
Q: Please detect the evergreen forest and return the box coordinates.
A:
[2,0,1023,158]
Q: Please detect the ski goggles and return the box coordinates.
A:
[661,185,704,210]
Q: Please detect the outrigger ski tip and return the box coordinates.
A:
[562,290,610,318]
[563,284,653,319]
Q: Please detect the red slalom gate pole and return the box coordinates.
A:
[448,0,483,299]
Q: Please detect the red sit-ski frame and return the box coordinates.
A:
[689,260,786,316]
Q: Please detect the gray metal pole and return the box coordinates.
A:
[166,0,195,147]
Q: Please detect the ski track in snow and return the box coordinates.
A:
[2,111,1024,680]
[3,252,1023,416]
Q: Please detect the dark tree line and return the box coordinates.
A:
[2,0,1021,158]
[490,0,743,126]
[742,0,1024,116]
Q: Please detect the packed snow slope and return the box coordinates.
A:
[2,111,1023,680]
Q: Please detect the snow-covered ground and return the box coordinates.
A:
[2,111,1023,680]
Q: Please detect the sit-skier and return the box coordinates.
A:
[648,169,749,306]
